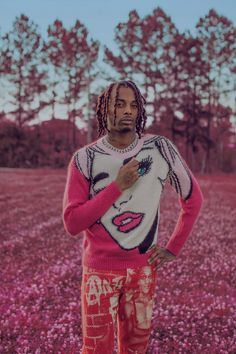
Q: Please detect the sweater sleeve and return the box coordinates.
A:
[62,155,123,237]
[159,138,204,256]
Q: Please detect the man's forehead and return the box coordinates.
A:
[110,84,136,102]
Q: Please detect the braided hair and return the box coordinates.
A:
[96,80,147,139]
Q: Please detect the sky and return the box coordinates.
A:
[1,0,236,51]
[0,0,236,127]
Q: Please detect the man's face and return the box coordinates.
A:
[107,85,138,133]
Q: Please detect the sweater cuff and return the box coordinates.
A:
[111,180,123,195]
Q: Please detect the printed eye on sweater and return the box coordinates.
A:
[62,133,204,270]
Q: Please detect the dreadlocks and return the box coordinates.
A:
[96,80,147,139]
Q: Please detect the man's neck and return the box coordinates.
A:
[106,132,137,149]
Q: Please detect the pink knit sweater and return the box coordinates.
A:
[62,133,203,270]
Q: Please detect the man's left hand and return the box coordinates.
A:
[147,244,176,270]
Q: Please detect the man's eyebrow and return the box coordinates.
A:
[116,98,137,103]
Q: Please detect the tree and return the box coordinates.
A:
[0,14,48,129]
[196,9,236,172]
[44,19,99,147]
[104,7,180,121]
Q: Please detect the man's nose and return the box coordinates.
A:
[124,105,132,114]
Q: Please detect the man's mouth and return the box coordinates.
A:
[121,118,133,124]
[112,211,144,232]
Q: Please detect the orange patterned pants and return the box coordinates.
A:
[81,264,157,353]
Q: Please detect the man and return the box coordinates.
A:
[62,80,203,353]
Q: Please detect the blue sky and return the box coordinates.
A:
[1,0,236,51]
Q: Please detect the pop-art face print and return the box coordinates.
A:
[88,143,169,253]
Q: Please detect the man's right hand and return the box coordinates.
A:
[115,158,140,191]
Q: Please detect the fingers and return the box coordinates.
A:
[128,165,140,174]
[125,171,139,182]
[148,245,175,268]
[155,259,166,270]
[148,244,156,251]
[149,244,162,251]
[148,246,162,256]
[129,167,140,176]
[125,166,140,181]
[153,254,175,270]
[148,251,164,264]
[123,158,140,182]
[128,158,139,166]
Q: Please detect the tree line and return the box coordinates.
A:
[0,7,235,172]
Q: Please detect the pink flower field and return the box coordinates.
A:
[0,168,235,354]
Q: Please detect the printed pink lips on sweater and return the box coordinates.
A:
[113,212,144,232]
